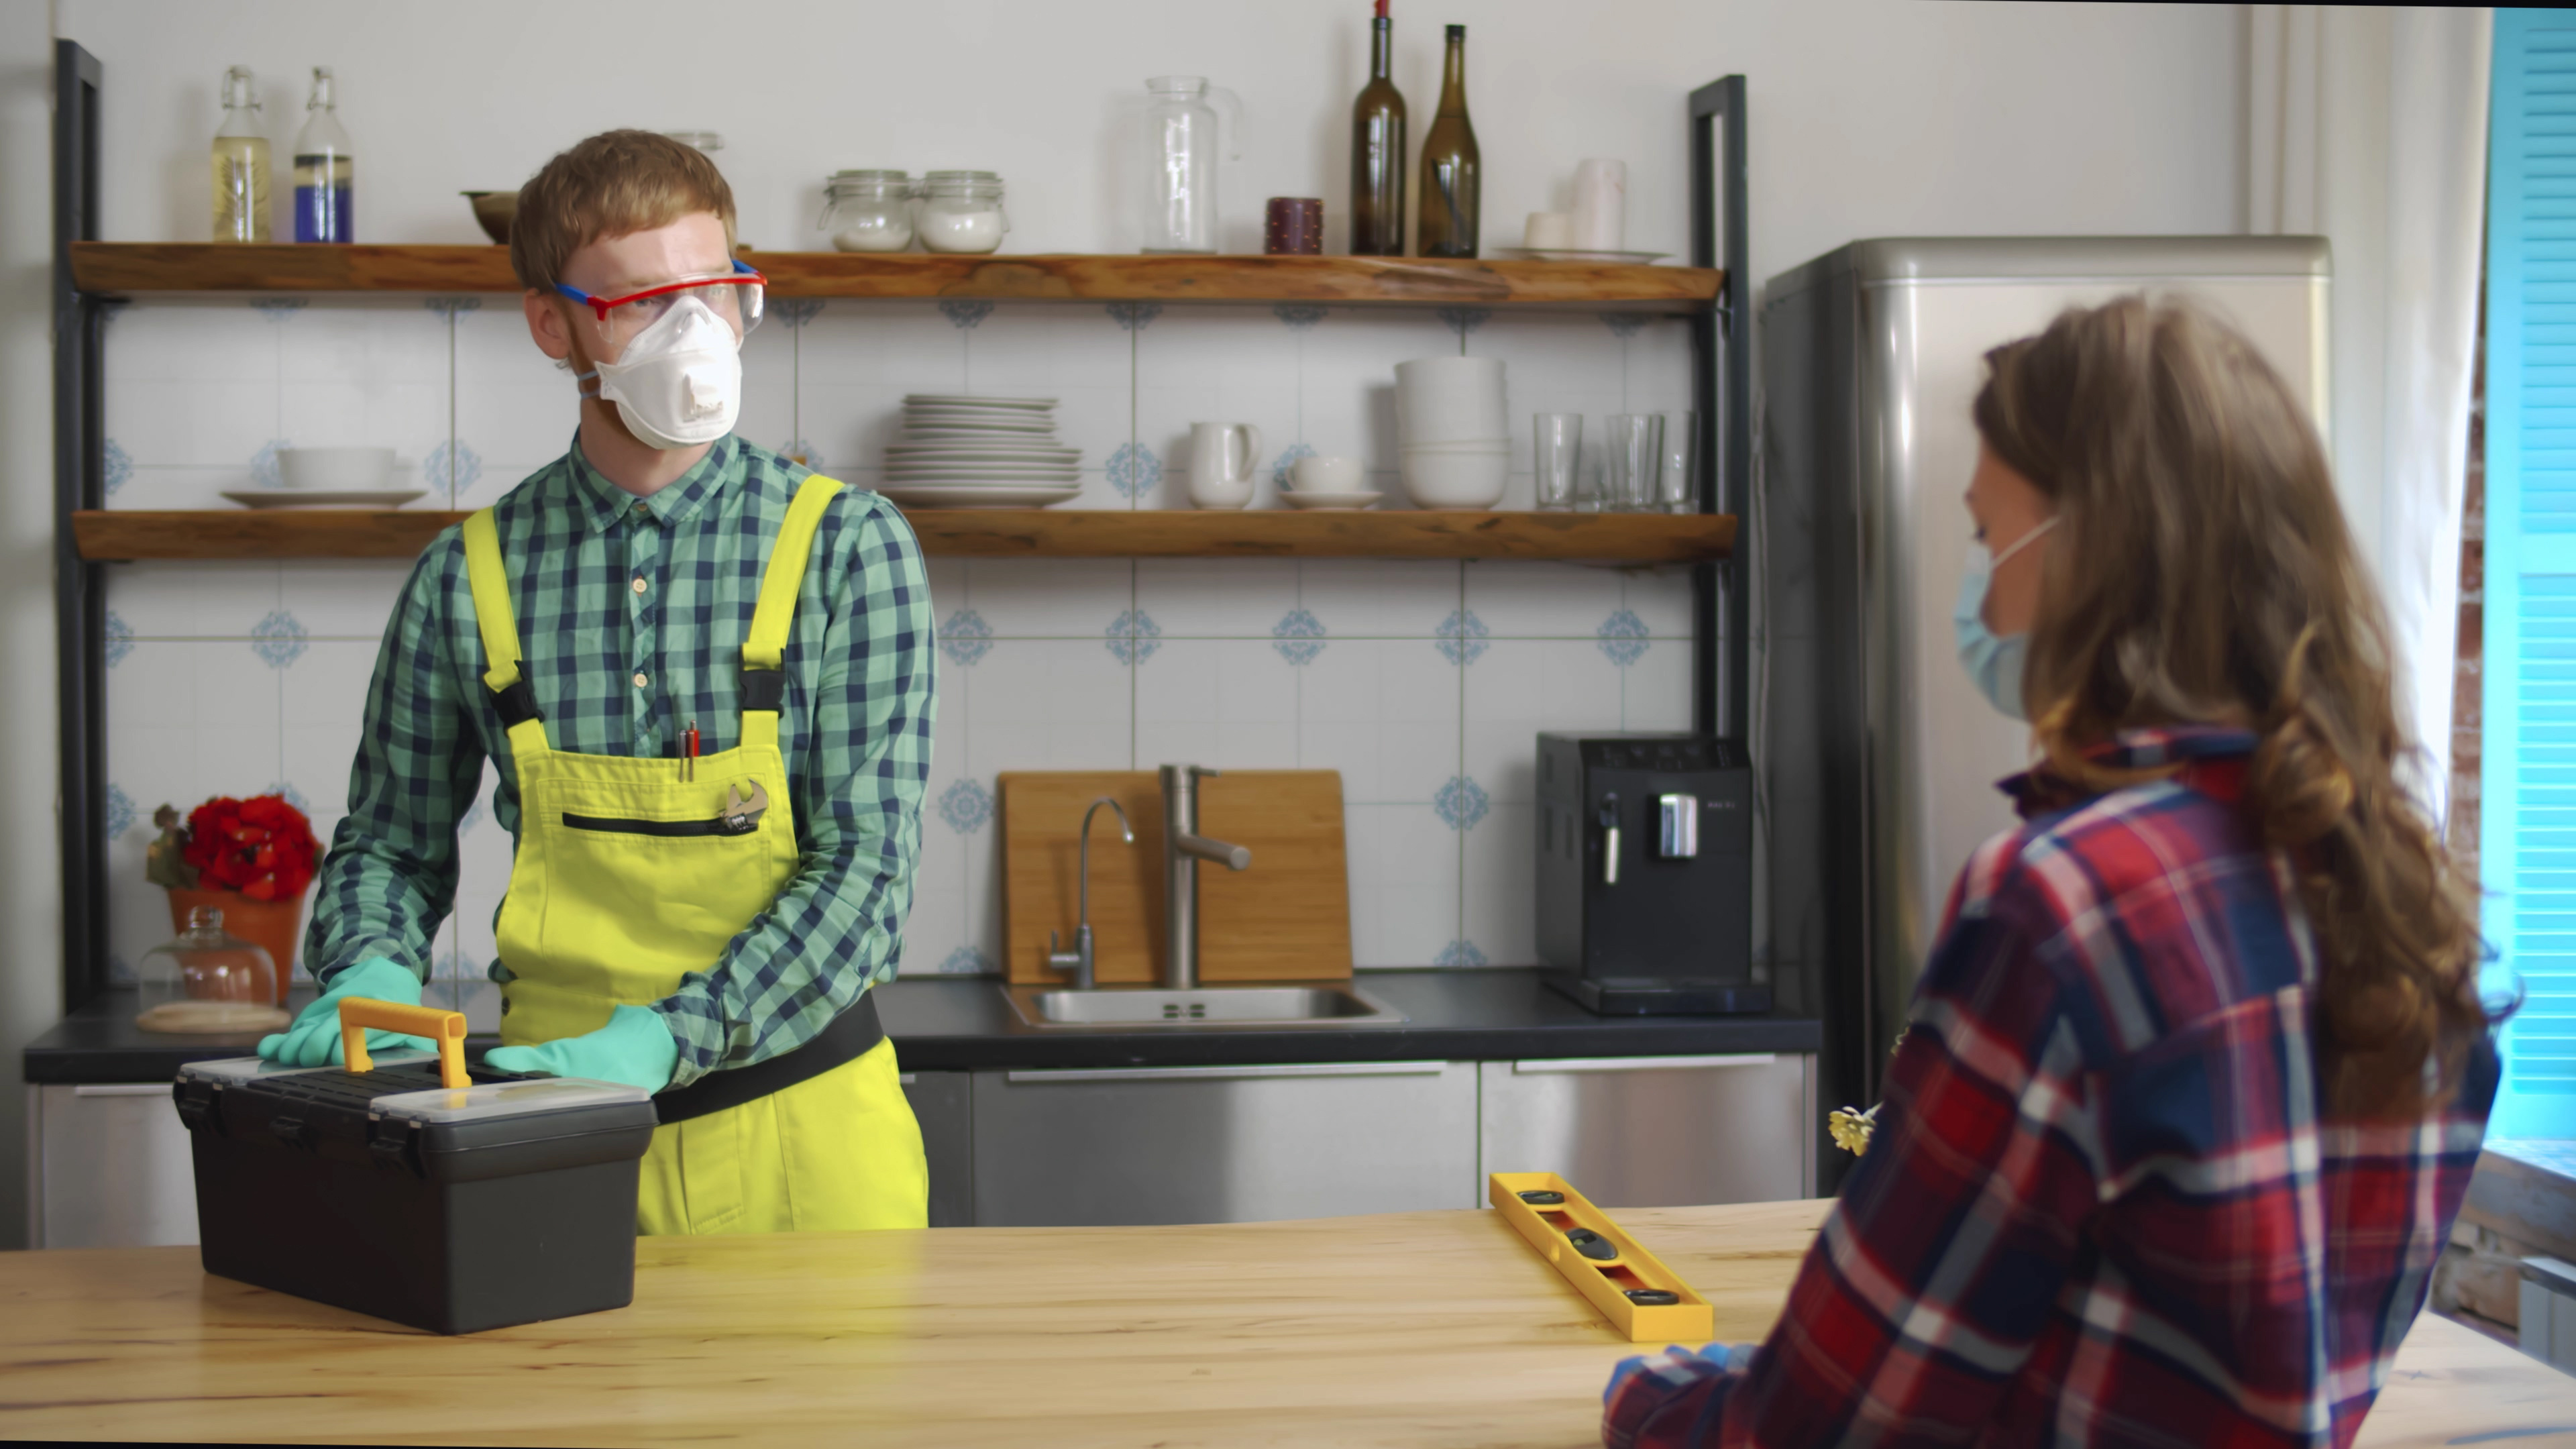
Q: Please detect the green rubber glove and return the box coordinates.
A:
[482,1004,679,1093]
[256,956,433,1067]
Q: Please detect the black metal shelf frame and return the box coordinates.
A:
[46,49,1752,1012]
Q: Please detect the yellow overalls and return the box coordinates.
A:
[461,474,928,1235]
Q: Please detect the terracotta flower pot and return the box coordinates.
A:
[166,886,311,1006]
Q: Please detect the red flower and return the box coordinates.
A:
[180,794,319,901]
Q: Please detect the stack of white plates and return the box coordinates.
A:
[881,394,1082,508]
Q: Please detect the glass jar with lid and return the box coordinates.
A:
[916,170,1009,255]
[135,905,287,1034]
[820,170,915,254]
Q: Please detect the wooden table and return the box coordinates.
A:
[5,1200,2571,1446]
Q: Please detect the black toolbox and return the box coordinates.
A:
[174,1052,657,1334]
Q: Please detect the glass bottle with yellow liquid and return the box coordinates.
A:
[211,65,270,244]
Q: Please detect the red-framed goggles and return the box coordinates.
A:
[555,259,766,348]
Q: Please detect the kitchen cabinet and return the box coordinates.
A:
[1477,1053,1813,1206]
[901,1071,973,1228]
[30,1083,197,1248]
[969,1061,1481,1226]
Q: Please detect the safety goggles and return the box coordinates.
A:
[555,259,766,352]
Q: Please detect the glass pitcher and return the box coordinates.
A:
[1140,76,1242,255]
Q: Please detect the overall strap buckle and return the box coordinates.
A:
[491,677,544,728]
[739,666,786,714]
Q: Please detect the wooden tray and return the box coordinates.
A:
[999,771,1351,984]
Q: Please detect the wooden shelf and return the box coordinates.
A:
[68,243,1720,313]
[73,508,1733,564]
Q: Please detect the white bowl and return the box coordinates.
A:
[278,446,394,491]
[1395,356,1506,388]
[1282,489,1383,510]
[1400,439,1510,454]
[1401,450,1508,508]
[1291,455,1366,492]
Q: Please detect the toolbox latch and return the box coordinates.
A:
[368,1122,423,1177]
[268,1115,317,1152]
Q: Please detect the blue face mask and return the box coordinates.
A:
[1951,517,2058,721]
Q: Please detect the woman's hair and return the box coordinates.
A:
[1972,295,2484,1120]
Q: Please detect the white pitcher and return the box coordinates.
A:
[1187,422,1263,510]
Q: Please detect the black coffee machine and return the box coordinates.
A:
[1536,733,1764,1014]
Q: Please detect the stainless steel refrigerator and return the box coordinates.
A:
[1757,237,2330,1172]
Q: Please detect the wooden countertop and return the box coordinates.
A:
[3,1199,2569,1446]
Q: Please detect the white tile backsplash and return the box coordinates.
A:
[98,294,1707,975]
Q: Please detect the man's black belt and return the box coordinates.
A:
[649,991,885,1126]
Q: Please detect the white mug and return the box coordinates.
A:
[1291,454,1363,492]
[1187,422,1263,509]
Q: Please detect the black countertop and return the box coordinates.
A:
[23,971,1821,1084]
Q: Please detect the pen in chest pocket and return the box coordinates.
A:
[684,719,699,782]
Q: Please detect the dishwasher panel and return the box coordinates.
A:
[1479,1053,1814,1207]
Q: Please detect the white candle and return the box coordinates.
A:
[1571,159,1625,253]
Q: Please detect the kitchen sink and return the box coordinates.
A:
[1002,984,1408,1029]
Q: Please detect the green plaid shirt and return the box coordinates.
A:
[307,435,936,1088]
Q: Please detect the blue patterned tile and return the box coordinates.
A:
[1435,609,1489,665]
[1437,307,1491,339]
[458,796,485,835]
[1274,304,1326,330]
[107,951,133,985]
[250,439,290,489]
[102,438,131,496]
[266,781,311,815]
[423,296,483,319]
[939,300,994,329]
[104,610,133,668]
[1596,608,1650,666]
[937,777,995,834]
[1269,441,1317,489]
[1598,313,1646,341]
[251,610,309,669]
[1107,609,1163,665]
[938,608,994,667]
[1107,301,1163,331]
[779,438,823,470]
[1108,441,1163,500]
[1434,775,1491,830]
[427,440,483,492]
[1434,938,1489,967]
[1271,607,1327,666]
[774,297,826,329]
[106,783,136,839]
[251,297,307,321]
[938,945,994,975]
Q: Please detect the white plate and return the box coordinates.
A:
[877,484,1083,508]
[906,402,1059,415]
[223,488,430,509]
[885,470,1083,482]
[904,423,1061,435]
[1281,490,1385,510]
[905,394,1057,410]
[886,447,1081,461]
[1493,248,1673,264]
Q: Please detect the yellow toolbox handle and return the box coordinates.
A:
[338,997,470,1089]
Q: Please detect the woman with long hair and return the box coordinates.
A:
[1604,297,2497,1447]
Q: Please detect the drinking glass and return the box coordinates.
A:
[1659,411,1696,513]
[1534,414,1582,510]
[1605,414,1662,513]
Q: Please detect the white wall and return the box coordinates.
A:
[56,0,2245,275]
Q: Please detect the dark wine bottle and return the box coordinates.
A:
[1349,0,1407,256]
[1416,23,1480,258]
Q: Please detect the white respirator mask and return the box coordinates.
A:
[576,294,744,450]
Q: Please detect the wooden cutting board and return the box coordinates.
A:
[999,770,1351,984]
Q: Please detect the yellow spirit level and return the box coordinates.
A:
[1489,1171,1715,1343]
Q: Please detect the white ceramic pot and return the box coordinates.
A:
[276,446,394,490]
[1395,356,1509,445]
[1291,454,1366,492]
[1401,448,1508,508]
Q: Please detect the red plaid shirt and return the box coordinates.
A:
[1604,727,2496,1448]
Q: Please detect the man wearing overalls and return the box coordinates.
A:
[258,129,935,1234]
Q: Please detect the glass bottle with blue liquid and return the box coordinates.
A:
[292,66,352,244]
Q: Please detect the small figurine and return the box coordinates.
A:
[144,804,201,890]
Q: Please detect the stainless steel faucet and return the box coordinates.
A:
[1044,796,1132,990]
[1161,764,1251,989]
